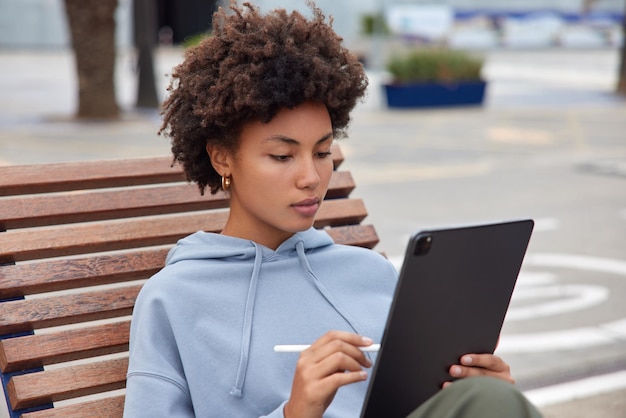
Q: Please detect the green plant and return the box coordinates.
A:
[360,13,389,36]
[386,49,484,84]
[182,32,211,48]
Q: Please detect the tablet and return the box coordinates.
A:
[360,219,534,418]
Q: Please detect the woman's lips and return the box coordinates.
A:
[292,198,320,216]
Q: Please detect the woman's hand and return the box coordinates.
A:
[443,353,515,388]
[283,330,374,418]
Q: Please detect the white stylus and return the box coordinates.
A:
[274,344,380,353]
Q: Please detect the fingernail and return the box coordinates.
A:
[359,371,368,380]
[362,336,373,345]
[461,355,473,365]
[452,366,462,377]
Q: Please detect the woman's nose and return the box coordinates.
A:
[296,157,321,189]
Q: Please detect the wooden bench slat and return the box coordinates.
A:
[0,249,168,299]
[0,211,229,263]
[325,170,355,199]
[7,358,128,410]
[0,171,355,230]
[316,198,368,228]
[0,157,182,197]
[21,395,125,418]
[0,286,140,335]
[1,321,130,373]
[0,145,344,197]
[0,198,366,262]
[331,143,344,167]
[0,184,228,230]
[326,224,379,249]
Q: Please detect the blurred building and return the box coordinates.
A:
[156,0,218,45]
[0,0,133,48]
[0,0,217,48]
[0,0,623,49]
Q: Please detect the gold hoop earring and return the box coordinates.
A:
[221,175,231,191]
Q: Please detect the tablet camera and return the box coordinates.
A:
[414,235,433,256]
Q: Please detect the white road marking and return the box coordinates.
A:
[523,370,626,407]
[532,218,560,232]
[507,283,609,321]
[514,271,556,286]
[497,318,626,353]
[499,254,626,352]
[525,253,626,276]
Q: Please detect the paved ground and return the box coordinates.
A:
[1,47,625,417]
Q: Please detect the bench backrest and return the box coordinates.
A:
[0,144,379,418]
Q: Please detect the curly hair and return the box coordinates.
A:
[159,1,368,194]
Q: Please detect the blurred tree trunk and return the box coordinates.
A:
[134,0,159,108]
[618,6,626,95]
[64,0,119,119]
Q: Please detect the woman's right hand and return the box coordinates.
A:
[283,330,374,418]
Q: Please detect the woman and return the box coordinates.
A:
[124,3,542,418]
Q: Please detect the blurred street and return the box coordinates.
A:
[1,46,625,417]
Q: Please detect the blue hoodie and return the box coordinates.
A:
[124,227,397,417]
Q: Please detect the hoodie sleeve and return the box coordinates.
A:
[259,400,288,418]
[124,373,194,417]
[124,279,195,417]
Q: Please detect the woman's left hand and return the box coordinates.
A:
[443,353,515,388]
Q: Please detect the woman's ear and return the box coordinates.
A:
[206,144,231,176]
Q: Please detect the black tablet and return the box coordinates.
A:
[360,219,534,418]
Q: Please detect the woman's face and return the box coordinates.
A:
[216,101,334,249]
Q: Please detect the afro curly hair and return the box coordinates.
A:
[159,1,368,194]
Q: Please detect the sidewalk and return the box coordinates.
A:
[540,389,626,418]
[526,371,626,417]
[1,47,625,417]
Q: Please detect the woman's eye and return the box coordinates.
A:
[316,151,332,159]
[270,155,291,161]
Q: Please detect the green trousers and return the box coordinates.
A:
[407,377,543,418]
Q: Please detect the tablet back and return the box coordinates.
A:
[361,219,534,418]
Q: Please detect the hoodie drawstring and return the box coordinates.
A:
[295,241,371,345]
[230,244,263,397]
[230,237,369,398]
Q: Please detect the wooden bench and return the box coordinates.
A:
[0,144,380,418]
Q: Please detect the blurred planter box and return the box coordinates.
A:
[384,80,487,108]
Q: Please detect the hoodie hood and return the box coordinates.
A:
[165,228,339,397]
[165,227,334,266]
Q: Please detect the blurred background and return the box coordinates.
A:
[1,0,624,50]
[0,1,625,417]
